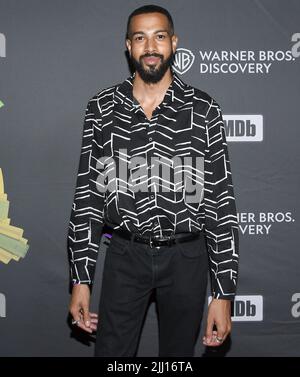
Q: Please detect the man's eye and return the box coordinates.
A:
[135,36,144,41]
[157,34,166,40]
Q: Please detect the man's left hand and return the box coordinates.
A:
[203,298,232,347]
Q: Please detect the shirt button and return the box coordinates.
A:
[149,137,152,141]
[154,222,159,226]
[150,195,154,199]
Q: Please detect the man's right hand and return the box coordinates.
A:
[69,284,98,334]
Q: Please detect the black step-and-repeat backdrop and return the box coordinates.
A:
[0,0,299,356]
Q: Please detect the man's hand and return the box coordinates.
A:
[69,284,98,334]
[203,298,232,347]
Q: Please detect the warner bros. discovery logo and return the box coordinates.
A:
[209,295,263,321]
[173,48,195,75]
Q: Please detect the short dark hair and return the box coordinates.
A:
[126,4,174,39]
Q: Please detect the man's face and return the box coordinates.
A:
[126,12,178,83]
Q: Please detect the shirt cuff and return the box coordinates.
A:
[211,275,237,301]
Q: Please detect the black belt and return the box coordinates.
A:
[113,228,201,248]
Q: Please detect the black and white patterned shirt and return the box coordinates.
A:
[67,72,239,300]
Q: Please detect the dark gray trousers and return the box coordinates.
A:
[94,231,208,357]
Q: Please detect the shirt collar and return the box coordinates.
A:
[114,70,187,112]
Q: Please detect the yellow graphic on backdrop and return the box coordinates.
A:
[0,168,29,264]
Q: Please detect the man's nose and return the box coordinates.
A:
[145,37,157,54]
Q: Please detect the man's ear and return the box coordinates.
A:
[172,34,178,54]
[126,38,131,56]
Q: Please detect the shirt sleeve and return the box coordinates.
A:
[204,98,239,300]
[67,98,105,286]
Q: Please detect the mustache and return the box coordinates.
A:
[140,53,163,60]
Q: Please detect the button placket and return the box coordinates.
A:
[145,112,160,237]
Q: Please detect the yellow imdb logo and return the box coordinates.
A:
[0,168,29,264]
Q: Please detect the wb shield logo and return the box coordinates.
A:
[173,48,195,75]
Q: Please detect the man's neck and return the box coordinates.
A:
[132,69,173,104]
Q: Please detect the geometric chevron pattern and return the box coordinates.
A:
[67,72,239,300]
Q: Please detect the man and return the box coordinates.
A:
[68,4,239,357]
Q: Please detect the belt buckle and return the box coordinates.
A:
[149,235,173,248]
[150,235,161,249]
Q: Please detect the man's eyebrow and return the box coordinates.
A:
[131,29,170,36]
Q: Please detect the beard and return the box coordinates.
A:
[130,51,174,84]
